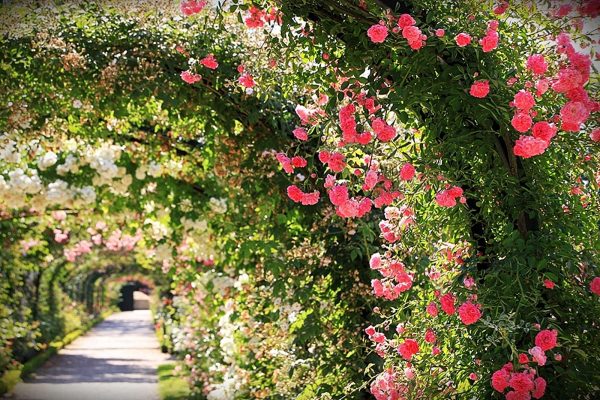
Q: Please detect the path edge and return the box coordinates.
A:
[0,310,113,397]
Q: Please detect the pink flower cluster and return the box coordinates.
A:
[424,328,436,343]
[52,210,67,221]
[591,277,600,295]
[370,369,408,400]
[370,252,413,300]
[53,229,69,243]
[494,1,509,15]
[372,118,397,142]
[511,88,558,158]
[339,104,369,144]
[397,14,426,50]
[399,163,416,181]
[327,182,372,218]
[492,364,547,399]
[543,279,555,289]
[276,153,306,174]
[64,240,93,262]
[244,6,266,29]
[367,13,426,50]
[180,0,206,17]
[104,229,141,252]
[181,70,201,84]
[397,338,419,360]
[378,205,415,243]
[295,104,322,126]
[513,135,548,158]
[337,101,389,145]
[60,224,105,263]
[435,185,464,207]
[292,127,308,141]
[20,239,39,254]
[492,329,557,399]
[87,224,105,245]
[365,325,388,357]
[287,185,320,205]
[440,292,456,314]
[242,6,281,29]
[319,151,346,173]
[513,33,598,157]
[430,292,482,325]
[239,73,255,88]
[480,20,499,52]
[535,329,558,351]
[200,54,218,70]
[458,301,482,325]
[526,54,548,75]
[455,32,471,47]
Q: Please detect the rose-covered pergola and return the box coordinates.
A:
[0,0,599,399]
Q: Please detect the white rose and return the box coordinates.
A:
[37,151,58,170]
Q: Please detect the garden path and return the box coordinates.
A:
[11,310,170,400]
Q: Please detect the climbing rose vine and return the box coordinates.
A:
[0,0,598,399]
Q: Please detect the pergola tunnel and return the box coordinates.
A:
[0,1,599,400]
[118,282,151,311]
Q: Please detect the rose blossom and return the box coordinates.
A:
[470,80,490,98]
[426,302,439,317]
[491,368,510,392]
[368,24,388,43]
[400,163,416,181]
[543,279,555,289]
[535,329,558,351]
[511,112,533,133]
[181,70,201,84]
[532,121,557,142]
[529,346,547,366]
[532,377,547,399]
[509,372,534,393]
[200,54,218,69]
[480,31,499,52]
[398,339,419,360]
[513,135,549,158]
[455,33,471,47]
[397,14,416,29]
[180,0,207,16]
[513,90,535,111]
[440,293,456,315]
[424,329,436,343]
[590,277,600,295]
[458,301,482,325]
[527,54,548,75]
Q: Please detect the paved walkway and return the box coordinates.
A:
[11,310,171,400]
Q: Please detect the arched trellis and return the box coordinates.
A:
[95,270,160,312]
[59,257,162,314]
[0,1,598,399]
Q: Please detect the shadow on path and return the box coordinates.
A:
[11,310,171,400]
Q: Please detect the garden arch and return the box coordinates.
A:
[0,1,598,399]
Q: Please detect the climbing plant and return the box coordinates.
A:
[0,0,598,399]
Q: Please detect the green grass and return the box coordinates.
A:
[157,363,197,400]
[0,370,20,395]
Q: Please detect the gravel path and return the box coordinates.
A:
[11,310,171,400]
